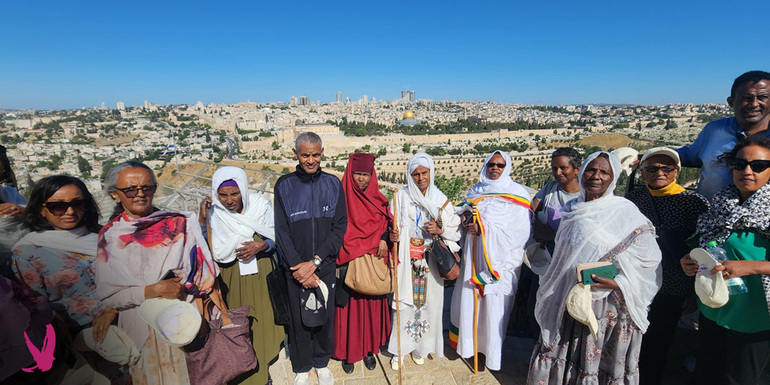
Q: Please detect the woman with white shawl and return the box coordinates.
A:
[198,166,284,385]
[450,150,532,371]
[97,161,218,385]
[13,175,121,383]
[527,152,662,385]
[387,153,461,369]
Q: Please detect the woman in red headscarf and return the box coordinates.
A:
[334,153,393,373]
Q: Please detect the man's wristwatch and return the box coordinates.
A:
[312,256,322,267]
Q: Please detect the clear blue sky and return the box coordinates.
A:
[1,0,767,110]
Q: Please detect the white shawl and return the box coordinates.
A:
[535,152,662,346]
[393,153,461,309]
[467,151,520,198]
[459,151,531,295]
[210,166,275,264]
[13,226,98,256]
[405,153,443,220]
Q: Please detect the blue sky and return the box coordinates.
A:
[1,1,767,110]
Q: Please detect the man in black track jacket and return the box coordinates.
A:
[274,131,347,385]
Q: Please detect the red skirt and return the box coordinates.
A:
[333,290,391,363]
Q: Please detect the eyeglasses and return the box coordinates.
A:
[43,200,86,216]
[726,158,770,173]
[115,185,157,198]
[643,165,677,174]
[486,162,506,169]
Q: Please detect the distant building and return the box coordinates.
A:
[279,122,340,143]
[397,111,421,126]
[336,91,342,104]
[298,96,309,106]
[101,102,106,110]
[363,95,368,104]
[290,96,297,105]
[117,102,125,111]
[400,89,415,102]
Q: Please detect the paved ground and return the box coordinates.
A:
[269,285,536,385]
[267,287,718,385]
[268,334,536,385]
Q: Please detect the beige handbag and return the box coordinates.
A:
[345,253,392,296]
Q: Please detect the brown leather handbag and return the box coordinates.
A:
[344,253,392,296]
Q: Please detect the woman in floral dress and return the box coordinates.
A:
[527,152,662,384]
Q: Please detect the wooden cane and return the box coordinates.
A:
[389,186,403,385]
[472,208,479,375]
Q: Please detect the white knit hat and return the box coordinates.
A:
[524,242,552,276]
[689,248,729,309]
[73,325,141,365]
[139,298,202,346]
[565,283,599,339]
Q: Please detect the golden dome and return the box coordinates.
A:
[403,111,415,119]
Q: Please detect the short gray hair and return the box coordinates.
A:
[294,132,322,152]
[103,161,158,220]
[102,161,157,192]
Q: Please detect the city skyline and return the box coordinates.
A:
[1,1,768,110]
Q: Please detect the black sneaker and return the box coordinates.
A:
[341,360,354,374]
[364,354,376,371]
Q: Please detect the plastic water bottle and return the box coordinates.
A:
[706,241,748,295]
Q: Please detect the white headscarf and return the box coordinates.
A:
[461,150,531,295]
[535,151,661,346]
[467,150,523,198]
[405,153,444,220]
[575,151,621,202]
[209,167,275,264]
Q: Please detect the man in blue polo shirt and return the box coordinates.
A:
[677,70,770,201]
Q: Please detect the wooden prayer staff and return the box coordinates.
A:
[389,185,403,385]
[459,194,531,376]
[472,208,479,375]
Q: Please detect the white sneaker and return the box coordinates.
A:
[412,353,425,365]
[391,356,401,370]
[315,366,334,385]
[293,371,310,385]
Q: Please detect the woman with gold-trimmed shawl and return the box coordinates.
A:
[450,150,531,371]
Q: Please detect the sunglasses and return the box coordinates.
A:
[726,158,770,173]
[486,162,507,169]
[43,200,86,216]
[116,185,157,198]
[643,165,677,174]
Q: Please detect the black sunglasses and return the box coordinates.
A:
[726,158,770,173]
[43,200,86,216]
[486,162,507,169]
[643,165,677,174]
[116,185,157,198]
